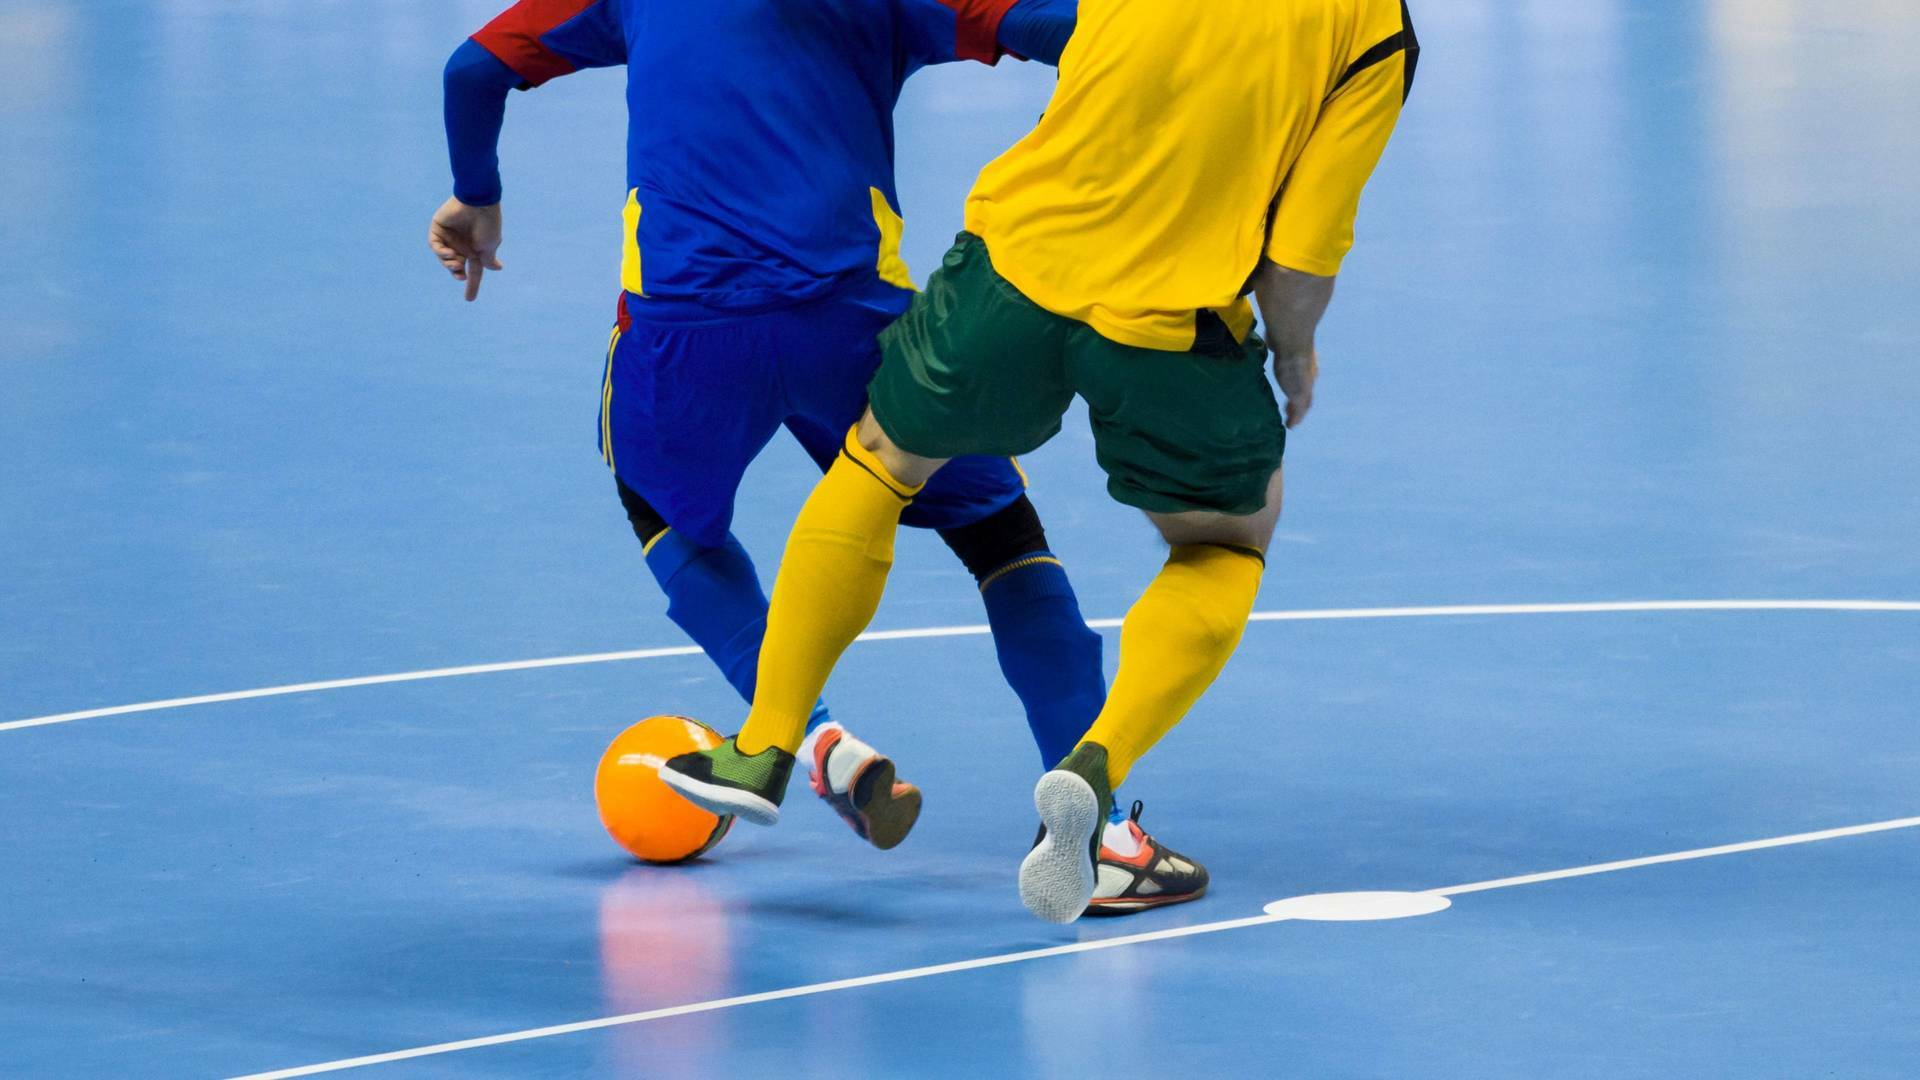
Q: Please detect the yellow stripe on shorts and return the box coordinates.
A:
[601,326,622,472]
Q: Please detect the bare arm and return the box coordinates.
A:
[1252,6,1413,424]
[1251,259,1336,427]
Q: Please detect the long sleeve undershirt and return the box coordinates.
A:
[443,41,519,207]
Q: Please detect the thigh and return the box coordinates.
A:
[604,315,783,548]
[783,375,1027,533]
[1066,326,1286,516]
[866,233,1077,460]
[1150,466,1286,551]
[778,283,908,442]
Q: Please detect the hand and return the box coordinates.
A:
[427,197,504,301]
[1274,349,1319,427]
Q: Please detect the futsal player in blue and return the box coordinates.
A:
[428,0,1206,911]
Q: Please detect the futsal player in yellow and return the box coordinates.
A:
[661,0,1418,922]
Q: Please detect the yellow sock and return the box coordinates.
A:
[735,430,923,756]
[1080,543,1265,788]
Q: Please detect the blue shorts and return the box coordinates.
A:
[597,282,1027,549]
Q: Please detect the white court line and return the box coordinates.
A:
[7,599,1917,734]
[1429,814,1920,895]
[231,813,1920,1079]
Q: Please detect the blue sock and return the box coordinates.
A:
[977,552,1108,772]
[641,529,832,732]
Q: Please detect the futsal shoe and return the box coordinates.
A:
[1019,742,1114,923]
[800,723,922,850]
[1084,801,1209,916]
[658,736,794,827]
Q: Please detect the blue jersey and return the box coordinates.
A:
[445,0,1073,312]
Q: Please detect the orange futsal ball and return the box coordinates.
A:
[594,715,735,864]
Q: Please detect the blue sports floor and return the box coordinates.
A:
[5,2,1920,1076]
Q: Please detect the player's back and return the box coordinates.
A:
[617,0,908,310]
[464,0,1043,312]
[964,0,1415,351]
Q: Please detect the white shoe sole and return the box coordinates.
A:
[1019,770,1099,924]
[658,766,781,827]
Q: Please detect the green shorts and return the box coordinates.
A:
[869,232,1285,515]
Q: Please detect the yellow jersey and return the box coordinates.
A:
[963,0,1417,352]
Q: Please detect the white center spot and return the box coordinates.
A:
[1262,890,1452,922]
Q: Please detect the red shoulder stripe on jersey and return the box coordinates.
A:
[941,0,1021,65]
[471,0,599,86]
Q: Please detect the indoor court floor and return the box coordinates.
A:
[4,1,1919,1076]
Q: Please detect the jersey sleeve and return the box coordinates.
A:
[444,41,521,206]
[1264,13,1417,276]
[995,0,1075,65]
[471,0,627,88]
[443,0,627,206]
[893,0,1021,68]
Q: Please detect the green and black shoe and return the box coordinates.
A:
[658,735,794,827]
[1019,742,1114,924]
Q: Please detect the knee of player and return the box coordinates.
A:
[1222,486,1286,552]
[1145,543,1266,647]
[855,409,945,487]
[791,525,897,565]
[1196,608,1251,653]
[940,496,1052,583]
[1152,483,1285,553]
[1159,589,1250,653]
[1236,516,1282,554]
[616,478,670,547]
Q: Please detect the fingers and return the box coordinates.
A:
[428,238,464,275]
[430,206,503,297]
[429,226,471,281]
[1283,374,1315,426]
[1283,377,1314,426]
[1274,350,1318,428]
[463,250,505,300]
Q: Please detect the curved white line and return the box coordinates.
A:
[6,599,1917,734]
[228,812,1920,1078]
